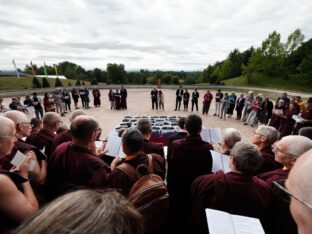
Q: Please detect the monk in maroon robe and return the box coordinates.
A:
[46,116,109,200]
[252,125,282,174]
[137,118,165,158]
[107,128,165,195]
[269,100,287,130]
[278,99,301,138]
[26,112,62,157]
[257,135,312,234]
[166,114,213,233]
[191,142,272,234]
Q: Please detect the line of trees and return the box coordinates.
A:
[24,28,311,86]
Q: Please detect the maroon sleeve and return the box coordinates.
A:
[151,153,166,180]
[107,169,134,195]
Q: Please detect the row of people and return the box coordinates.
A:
[1,109,312,233]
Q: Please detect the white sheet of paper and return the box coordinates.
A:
[274,109,283,115]
[10,150,26,167]
[292,115,304,123]
[105,135,122,157]
[206,209,265,234]
[206,209,236,234]
[210,150,231,173]
[28,160,36,171]
[164,146,168,160]
[201,128,221,144]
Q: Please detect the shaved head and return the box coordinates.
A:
[69,110,87,122]
[4,110,28,124]
[0,116,15,138]
[70,116,99,140]
[0,116,16,156]
[43,112,61,126]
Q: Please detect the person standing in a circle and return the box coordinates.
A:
[191,88,199,112]
[175,85,183,111]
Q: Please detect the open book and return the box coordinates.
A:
[10,150,36,171]
[210,150,231,173]
[201,128,221,144]
[104,134,126,158]
[206,209,265,234]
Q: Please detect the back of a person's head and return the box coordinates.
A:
[185,114,202,135]
[256,125,279,146]
[222,128,241,149]
[280,135,312,157]
[122,128,144,155]
[4,110,28,125]
[30,118,42,128]
[69,110,87,122]
[42,112,60,126]
[14,189,144,234]
[70,116,98,140]
[178,117,186,129]
[299,127,312,140]
[136,118,151,136]
[231,142,262,175]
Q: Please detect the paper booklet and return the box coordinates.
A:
[10,150,37,171]
[201,128,221,144]
[210,150,231,173]
[104,134,126,158]
[206,209,265,234]
[292,115,304,123]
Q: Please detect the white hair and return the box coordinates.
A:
[4,110,28,124]
[257,125,279,146]
[222,128,241,149]
[281,135,312,156]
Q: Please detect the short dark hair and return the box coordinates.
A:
[185,114,202,135]
[231,142,262,175]
[122,128,144,154]
[30,118,42,128]
[136,118,152,135]
[178,117,186,129]
[70,116,98,140]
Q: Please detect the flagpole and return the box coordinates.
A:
[44,62,48,79]
[12,59,20,79]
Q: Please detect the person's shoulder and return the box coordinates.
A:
[193,173,216,188]
[0,173,17,194]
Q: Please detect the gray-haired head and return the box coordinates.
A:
[136,118,152,136]
[256,125,279,146]
[222,128,241,149]
[122,128,144,155]
[231,142,262,175]
[4,110,28,125]
[280,135,312,157]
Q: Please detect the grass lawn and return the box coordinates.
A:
[0,76,90,91]
[224,73,312,93]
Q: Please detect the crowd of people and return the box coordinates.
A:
[0,86,128,120]
[1,87,312,234]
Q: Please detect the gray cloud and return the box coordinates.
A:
[0,0,312,71]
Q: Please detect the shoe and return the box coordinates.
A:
[213,114,217,116]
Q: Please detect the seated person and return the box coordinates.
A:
[14,189,144,234]
[0,116,38,233]
[190,142,272,234]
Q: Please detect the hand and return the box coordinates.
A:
[19,154,32,178]
[111,157,123,170]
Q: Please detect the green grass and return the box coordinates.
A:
[0,76,90,91]
[224,73,312,93]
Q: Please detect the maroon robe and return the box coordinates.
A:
[107,151,165,195]
[257,169,297,234]
[0,139,46,170]
[278,104,300,138]
[0,169,28,233]
[51,130,72,153]
[166,135,213,232]
[269,106,287,130]
[191,171,272,234]
[255,146,282,174]
[46,142,109,200]
[26,128,56,157]
[140,139,165,158]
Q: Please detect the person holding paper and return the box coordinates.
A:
[269,99,287,129]
[175,85,184,111]
[190,142,272,234]
[47,116,109,200]
[252,125,282,174]
[220,128,241,155]
[293,97,312,135]
[3,111,47,185]
[166,114,213,233]
[137,118,165,158]
[26,112,61,158]
[258,136,312,234]
[202,90,213,115]
[191,88,200,112]
[213,89,223,117]
[286,148,312,234]
[107,128,165,195]
[0,116,39,233]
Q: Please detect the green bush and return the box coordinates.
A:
[76,79,81,86]
[32,77,42,88]
[55,78,63,87]
[42,77,51,88]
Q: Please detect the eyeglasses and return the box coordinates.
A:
[273,179,312,211]
[271,142,298,157]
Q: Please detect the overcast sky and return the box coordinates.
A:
[0,0,312,71]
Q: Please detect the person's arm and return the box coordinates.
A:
[0,156,38,224]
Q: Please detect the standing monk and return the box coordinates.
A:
[120,85,128,110]
[202,90,213,115]
[175,85,183,111]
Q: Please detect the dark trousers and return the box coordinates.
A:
[35,108,44,119]
[192,100,198,111]
[202,102,211,115]
[183,100,189,111]
[175,97,182,110]
[152,99,158,110]
[236,107,243,119]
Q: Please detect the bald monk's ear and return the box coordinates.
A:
[260,135,267,143]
